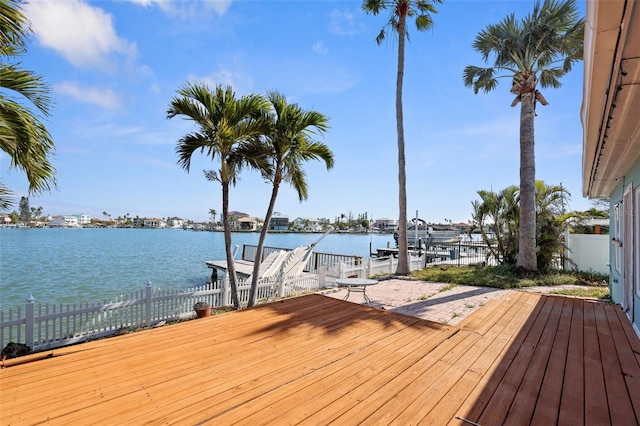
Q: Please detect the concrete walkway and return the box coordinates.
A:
[323,278,599,325]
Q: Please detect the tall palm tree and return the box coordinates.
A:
[362,0,442,275]
[208,208,217,223]
[167,83,270,309]
[463,0,583,272]
[247,91,333,308]
[0,0,56,209]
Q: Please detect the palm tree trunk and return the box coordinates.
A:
[395,11,409,275]
[247,183,280,307]
[222,181,241,308]
[517,92,537,271]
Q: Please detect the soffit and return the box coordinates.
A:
[583,0,640,198]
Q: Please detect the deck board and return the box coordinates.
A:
[1,292,639,425]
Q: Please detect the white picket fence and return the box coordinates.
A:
[1,254,427,353]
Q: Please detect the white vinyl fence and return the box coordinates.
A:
[564,232,609,275]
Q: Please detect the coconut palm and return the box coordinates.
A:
[362,0,442,275]
[247,91,333,308]
[167,83,270,309]
[463,0,584,272]
[0,0,56,209]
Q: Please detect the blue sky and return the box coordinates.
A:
[2,0,591,223]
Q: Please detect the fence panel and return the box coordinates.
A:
[564,232,609,274]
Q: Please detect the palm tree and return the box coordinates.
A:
[362,0,442,275]
[472,186,519,265]
[463,0,583,272]
[209,208,217,224]
[247,91,333,308]
[168,83,270,309]
[0,0,56,209]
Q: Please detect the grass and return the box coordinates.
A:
[551,287,611,299]
[405,265,611,300]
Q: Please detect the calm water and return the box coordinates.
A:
[0,228,395,310]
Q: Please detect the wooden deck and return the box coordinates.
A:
[1,292,639,425]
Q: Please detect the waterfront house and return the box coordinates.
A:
[291,217,321,232]
[582,0,640,336]
[166,217,184,228]
[373,217,397,232]
[269,212,289,230]
[143,218,166,228]
[48,215,79,228]
[238,216,262,231]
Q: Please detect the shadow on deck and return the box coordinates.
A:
[1,292,639,424]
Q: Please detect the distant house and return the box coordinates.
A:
[373,218,396,232]
[238,216,262,231]
[269,213,289,231]
[291,217,321,232]
[144,218,166,228]
[49,215,79,228]
[167,217,184,229]
[581,0,639,336]
[73,214,91,225]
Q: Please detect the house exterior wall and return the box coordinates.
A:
[608,159,640,333]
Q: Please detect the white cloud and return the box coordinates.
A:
[128,0,232,18]
[329,9,367,36]
[54,81,122,109]
[313,41,328,55]
[24,0,136,70]
[186,68,254,96]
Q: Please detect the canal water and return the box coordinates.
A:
[1,228,395,310]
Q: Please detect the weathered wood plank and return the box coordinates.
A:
[530,296,574,425]
[476,295,558,424]
[583,300,611,425]
[451,291,542,424]
[504,296,565,423]
[594,301,637,425]
[605,303,640,422]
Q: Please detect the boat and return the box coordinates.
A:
[393,218,462,248]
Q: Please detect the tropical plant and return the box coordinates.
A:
[18,195,29,224]
[463,0,584,272]
[168,83,270,309]
[362,0,443,275]
[471,186,519,265]
[247,91,333,308]
[0,0,56,209]
[535,181,570,271]
[472,181,572,271]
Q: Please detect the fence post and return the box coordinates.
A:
[222,276,230,306]
[278,276,286,298]
[25,294,35,348]
[367,258,372,278]
[389,255,394,274]
[145,280,152,327]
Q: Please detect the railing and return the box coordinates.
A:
[241,244,361,272]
